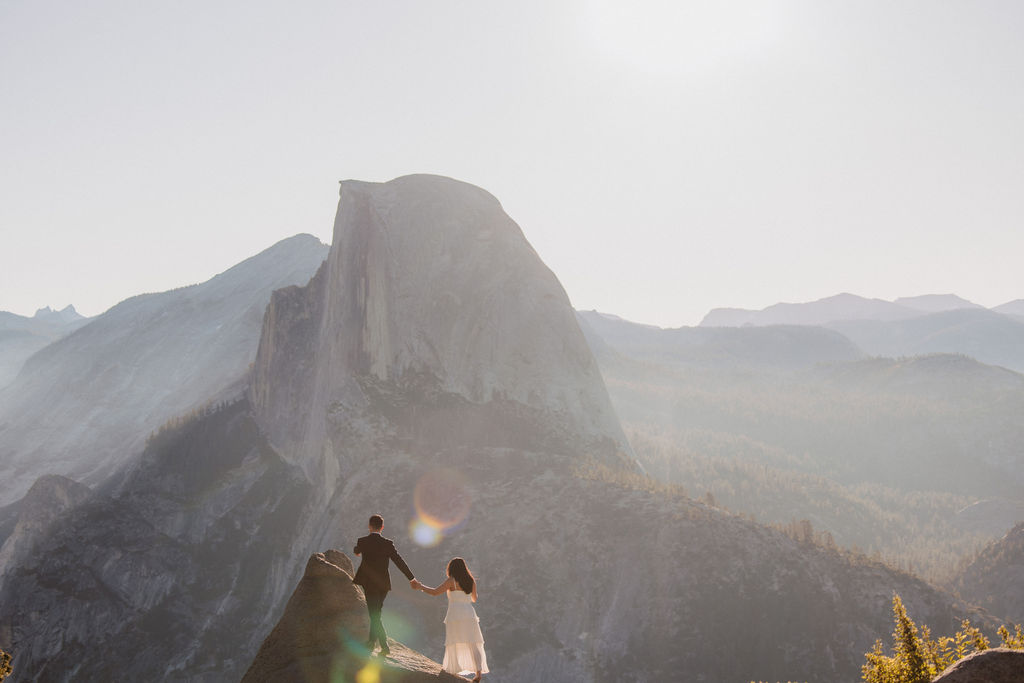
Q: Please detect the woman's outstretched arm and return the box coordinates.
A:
[419,576,455,596]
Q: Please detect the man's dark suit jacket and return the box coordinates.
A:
[353,532,415,594]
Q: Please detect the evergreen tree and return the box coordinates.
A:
[862,593,1024,683]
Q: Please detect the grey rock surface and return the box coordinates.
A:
[251,175,634,487]
[0,474,92,578]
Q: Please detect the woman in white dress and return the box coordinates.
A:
[417,557,489,682]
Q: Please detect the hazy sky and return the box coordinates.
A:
[2,1,1022,327]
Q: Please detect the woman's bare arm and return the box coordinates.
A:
[420,577,455,596]
[471,581,478,603]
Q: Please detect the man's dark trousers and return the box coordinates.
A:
[363,588,388,650]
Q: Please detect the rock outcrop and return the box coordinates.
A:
[931,648,1024,683]
[0,475,92,578]
[251,175,634,486]
[242,551,460,683]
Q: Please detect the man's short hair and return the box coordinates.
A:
[369,514,384,530]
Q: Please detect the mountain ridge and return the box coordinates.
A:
[699,291,1013,328]
[0,233,329,506]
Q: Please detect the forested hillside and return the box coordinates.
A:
[582,314,1024,583]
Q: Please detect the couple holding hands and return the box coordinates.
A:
[353,514,489,682]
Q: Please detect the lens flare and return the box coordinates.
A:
[410,517,443,547]
[409,468,473,547]
[355,661,381,683]
[413,468,472,530]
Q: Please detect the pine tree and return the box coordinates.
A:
[892,595,928,682]
[861,592,1024,683]
[863,594,936,683]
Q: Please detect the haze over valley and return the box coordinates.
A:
[1,175,1022,682]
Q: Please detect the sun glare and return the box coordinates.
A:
[582,0,788,77]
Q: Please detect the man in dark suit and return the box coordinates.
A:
[353,514,420,656]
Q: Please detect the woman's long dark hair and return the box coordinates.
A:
[446,557,475,594]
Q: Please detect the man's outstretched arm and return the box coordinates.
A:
[389,544,415,582]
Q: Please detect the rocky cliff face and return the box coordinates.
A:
[0,234,328,506]
[0,400,315,682]
[0,475,92,579]
[251,176,634,486]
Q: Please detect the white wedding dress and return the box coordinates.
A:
[442,589,489,676]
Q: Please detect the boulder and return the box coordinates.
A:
[241,551,460,683]
[932,647,1024,683]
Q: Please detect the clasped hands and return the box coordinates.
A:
[410,578,423,591]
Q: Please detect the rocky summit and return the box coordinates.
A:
[251,175,635,488]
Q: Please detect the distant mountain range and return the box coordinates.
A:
[692,293,1024,373]
[993,298,1024,318]
[577,309,864,371]
[701,292,1015,327]
[0,305,89,387]
[827,308,1024,372]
